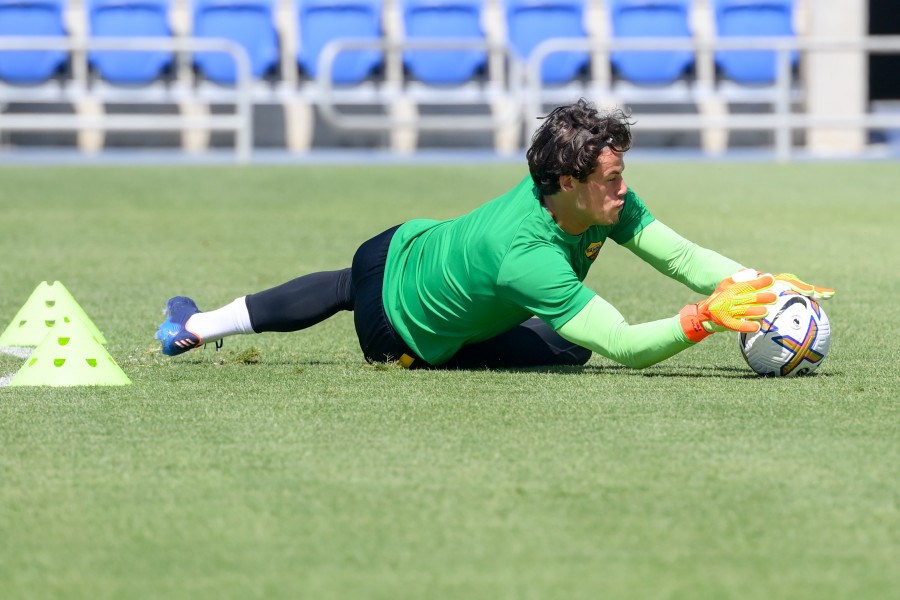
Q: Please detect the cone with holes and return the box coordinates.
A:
[0,281,106,347]
[9,318,130,387]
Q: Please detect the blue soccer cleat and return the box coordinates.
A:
[156,296,203,356]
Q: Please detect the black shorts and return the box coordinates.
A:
[351,226,591,370]
[351,225,420,366]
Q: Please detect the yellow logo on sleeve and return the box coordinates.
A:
[585,241,603,261]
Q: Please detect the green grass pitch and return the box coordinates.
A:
[0,162,898,599]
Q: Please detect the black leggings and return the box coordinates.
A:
[245,226,591,369]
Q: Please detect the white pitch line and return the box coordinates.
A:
[0,347,31,388]
[0,347,32,359]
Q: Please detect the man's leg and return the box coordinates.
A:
[156,268,355,356]
[245,269,355,332]
[438,318,591,369]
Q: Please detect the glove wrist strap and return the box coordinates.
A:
[679,305,713,343]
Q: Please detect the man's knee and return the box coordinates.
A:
[569,345,592,366]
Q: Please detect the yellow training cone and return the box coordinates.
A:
[0,281,107,347]
[9,319,130,387]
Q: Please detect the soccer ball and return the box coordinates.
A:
[738,283,831,377]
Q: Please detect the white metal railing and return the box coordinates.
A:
[1,35,900,160]
[314,37,524,132]
[0,36,254,162]
[526,35,900,162]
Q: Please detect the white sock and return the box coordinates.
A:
[185,297,255,343]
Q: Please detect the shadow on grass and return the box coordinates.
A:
[433,363,838,380]
[158,351,839,380]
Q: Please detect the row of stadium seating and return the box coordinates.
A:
[0,0,798,88]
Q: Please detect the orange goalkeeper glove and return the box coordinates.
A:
[730,269,835,299]
[773,273,835,300]
[679,273,778,342]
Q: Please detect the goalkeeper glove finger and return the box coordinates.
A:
[700,302,770,333]
[774,273,835,299]
[680,273,777,342]
[733,268,835,299]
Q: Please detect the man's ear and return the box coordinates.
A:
[559,175,575,192]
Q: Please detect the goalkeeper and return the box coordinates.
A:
[156,99,834,369]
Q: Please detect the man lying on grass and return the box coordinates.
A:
[156,99,834,370]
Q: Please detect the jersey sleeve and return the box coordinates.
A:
[622,220,744,295]
[557,295,695,369]
[496,242,596,330]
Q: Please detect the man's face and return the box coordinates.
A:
[564,147,627,229]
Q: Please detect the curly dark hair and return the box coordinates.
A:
[526,99,633,198]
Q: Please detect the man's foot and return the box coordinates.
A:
[156,296,203,356]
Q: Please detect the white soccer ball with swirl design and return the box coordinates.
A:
[738,283,831,377]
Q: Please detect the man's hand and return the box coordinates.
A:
[773,273,835,299]
[680,273,778,342]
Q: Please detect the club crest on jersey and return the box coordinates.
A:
[585,241,603,261]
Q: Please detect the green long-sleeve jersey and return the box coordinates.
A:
[382,176,742,367]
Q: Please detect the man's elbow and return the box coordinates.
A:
[614,354,660,370]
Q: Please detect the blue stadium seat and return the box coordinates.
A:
[296,0,383,85]
[0,0,67,84]
[713,0,797,84]
[608,0,694,85]
[400,0,486,85]
[193,0,279,84]
[87,0,173,84]
[504,0,589,84]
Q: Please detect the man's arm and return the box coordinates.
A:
[621,220,743,295]
[557,273,778,369]
[622,219,836,301]
[557,295,694,369]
